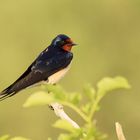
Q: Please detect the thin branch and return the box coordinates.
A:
[50,102,80,128]
[61,101,90,123]
[89,96,101,120]
[115,122,126,140]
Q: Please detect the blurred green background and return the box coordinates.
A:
[0,0,140,139]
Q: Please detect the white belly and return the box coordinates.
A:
[48,65,70,84]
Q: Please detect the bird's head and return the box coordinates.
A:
[51,34,77,52]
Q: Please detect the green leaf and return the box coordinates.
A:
[67,92,81,105]
[58,134,70,140]
[46,84,66,101]
[0,135,9,140]
[83,84,96,100]
[58,129,83,140]
[10,137,30,140]
[0,136,30,140]
[53,120,78,133]
[81,103,92,114]
[97,76,130,97]
[23,91,54,107]
[47,138,52,140]
[83,124,107,140]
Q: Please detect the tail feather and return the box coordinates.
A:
[0,86,17,101]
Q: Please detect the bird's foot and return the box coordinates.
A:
[48,105,54,110]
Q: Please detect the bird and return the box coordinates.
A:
[0,34,76,101]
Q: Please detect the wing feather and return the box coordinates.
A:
[0,51,73,100]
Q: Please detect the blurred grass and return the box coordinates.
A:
[0,0,139,140]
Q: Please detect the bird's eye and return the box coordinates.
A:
[60,40,65,45]
[55,40,65,46]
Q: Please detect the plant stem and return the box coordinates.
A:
[89,95,102,120]
[61,101,90,123]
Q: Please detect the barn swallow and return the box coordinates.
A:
[0,34,76,100]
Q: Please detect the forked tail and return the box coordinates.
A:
[0,85,17,101]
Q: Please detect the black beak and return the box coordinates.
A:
[71,43,77,46]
